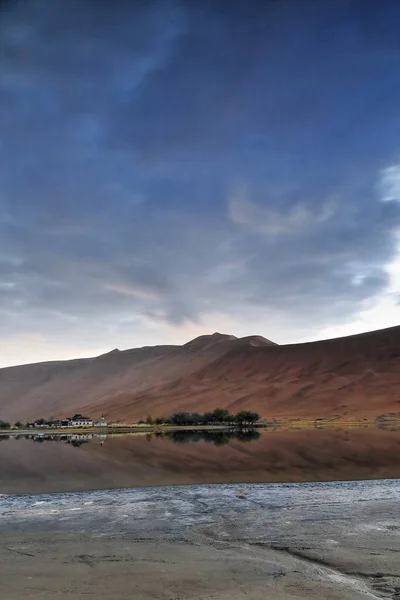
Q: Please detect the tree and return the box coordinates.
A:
[146,415,154,425]
[211,408,232,423]
[14,421,24,428]
[190,413,204,425]
[248,411,260,425]
[157,408,260,427]
[246,411,260,425]
[235,411,260,425]
[171,412,191,426]
[203,412,214,424]
[169,412,206,426]
[0,420,10,429]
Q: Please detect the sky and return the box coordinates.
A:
[1,0,400,367]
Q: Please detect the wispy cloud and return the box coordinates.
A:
[380,164,400,203]
[228,185,337,235]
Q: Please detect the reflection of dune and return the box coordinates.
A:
[2,428,400,494]
[1,326,400,422]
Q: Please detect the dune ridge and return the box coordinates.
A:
[1,326,400,422]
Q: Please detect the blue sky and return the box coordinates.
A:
[1,0,400,366]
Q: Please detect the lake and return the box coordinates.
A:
[1,426,400,494]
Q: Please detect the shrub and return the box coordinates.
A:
[234,411,260,425]
[140,409,260,427]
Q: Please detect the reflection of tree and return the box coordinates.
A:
[2,429,261,448]
[155,429,260,446]
[235,429,261,442]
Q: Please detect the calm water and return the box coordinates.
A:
[1,426,400,495]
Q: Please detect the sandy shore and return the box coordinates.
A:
[1,480,399,599]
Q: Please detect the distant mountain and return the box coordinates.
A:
[0,327,400,422]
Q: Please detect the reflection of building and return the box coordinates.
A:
[94,415,108,427]
[69,433,92,441]
[27,432,100,444]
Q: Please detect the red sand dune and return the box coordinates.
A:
[1,327,400,422]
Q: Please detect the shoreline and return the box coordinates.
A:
[2,415,400,436]
[4,473,400,499]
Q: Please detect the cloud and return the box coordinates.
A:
[1,0,400,365]
[380,164,400,203]
[228,186,337,235]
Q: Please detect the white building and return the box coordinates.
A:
[68,414,93,427]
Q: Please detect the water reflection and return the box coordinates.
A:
[155,428,260,445]
[0,428,260,447]
[2,427,400,495]
[0,432,106,447]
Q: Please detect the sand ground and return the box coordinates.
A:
[1,480,399,599]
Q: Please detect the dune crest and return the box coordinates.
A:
[1,327,400,422]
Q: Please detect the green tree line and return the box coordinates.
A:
[143,408,260,426]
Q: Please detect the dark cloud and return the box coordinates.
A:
[1,0,400,361]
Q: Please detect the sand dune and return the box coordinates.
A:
[1,326,400,422]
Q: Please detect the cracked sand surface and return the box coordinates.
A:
[1,480,399,599]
